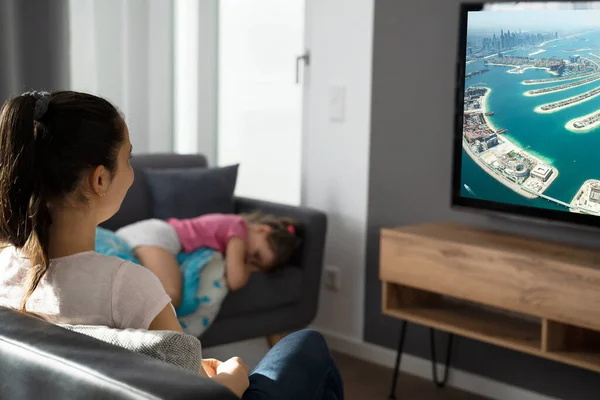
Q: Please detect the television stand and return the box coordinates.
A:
[380,223,600,398]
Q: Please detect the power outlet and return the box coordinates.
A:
[323,265,341,291]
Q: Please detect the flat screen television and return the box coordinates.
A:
[452,1,600,228]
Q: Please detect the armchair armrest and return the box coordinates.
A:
[234,197,328,326]
[0,307,236,400]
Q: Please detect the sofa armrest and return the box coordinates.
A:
[0,307,237,400]
[234,197,327,326]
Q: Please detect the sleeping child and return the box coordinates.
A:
[114,212,300,332]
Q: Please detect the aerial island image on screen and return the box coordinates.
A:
[461,8,600,215]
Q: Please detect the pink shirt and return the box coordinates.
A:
[168,214,248,253]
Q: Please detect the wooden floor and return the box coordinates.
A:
[332,351,489,400]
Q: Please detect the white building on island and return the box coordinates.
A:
[531,164,553,182]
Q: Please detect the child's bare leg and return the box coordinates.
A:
[135,246,182,309]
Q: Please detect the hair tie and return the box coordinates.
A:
[23,91,51,120]
[287,225,295,235]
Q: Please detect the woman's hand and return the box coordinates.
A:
[202,358,221,377]
[210,356,250,398]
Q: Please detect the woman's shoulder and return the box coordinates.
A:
[82,253,158,282]
[54,252,155,284]
[70,253,170,328]
[100,255,165,295]
[110,258,172,330]
[57,251,131,270]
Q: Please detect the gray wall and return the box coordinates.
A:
[0,0,69,101]
[365,0,600,398]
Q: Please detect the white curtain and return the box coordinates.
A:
[172,0,218,159]
[68,0,174,153]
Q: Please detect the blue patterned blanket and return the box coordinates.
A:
[95,227,228,336]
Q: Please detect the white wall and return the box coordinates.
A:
[302,0,374,340]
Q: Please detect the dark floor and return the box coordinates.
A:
[332,351,489,400]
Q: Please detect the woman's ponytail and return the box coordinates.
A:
[19,195,52,312]
[0,92,53,312]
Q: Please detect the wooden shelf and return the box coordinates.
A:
[542,319,600,373]
[380,223,600,374]
[546,351,600,373]
[383,283,541,355]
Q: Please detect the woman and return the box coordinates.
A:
[0,91,343,399]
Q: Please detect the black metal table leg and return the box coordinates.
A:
[429,328,454,388]
[388,320,408,399]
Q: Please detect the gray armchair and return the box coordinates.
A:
[102,154,327,347]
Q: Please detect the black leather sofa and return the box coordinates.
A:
[0,307,238,399]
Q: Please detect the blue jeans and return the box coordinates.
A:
[242,329,344,400]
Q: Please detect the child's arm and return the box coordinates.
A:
[225,237,252,291]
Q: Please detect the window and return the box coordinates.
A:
[217,0,305,205]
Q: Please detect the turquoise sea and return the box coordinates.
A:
[460,31,600,212]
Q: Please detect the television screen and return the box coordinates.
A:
[453,1,600,227]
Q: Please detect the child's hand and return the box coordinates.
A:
[246,263,259,273]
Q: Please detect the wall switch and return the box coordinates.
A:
[329,85,345,122]
[323,265,341,291]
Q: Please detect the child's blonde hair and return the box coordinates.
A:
[241,211,301,268]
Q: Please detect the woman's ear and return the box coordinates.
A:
[89,165,111,197]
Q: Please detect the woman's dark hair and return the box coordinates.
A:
[0,91,124,312]
[241,211,301,269]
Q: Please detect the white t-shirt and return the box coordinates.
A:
[0,247,171,330]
